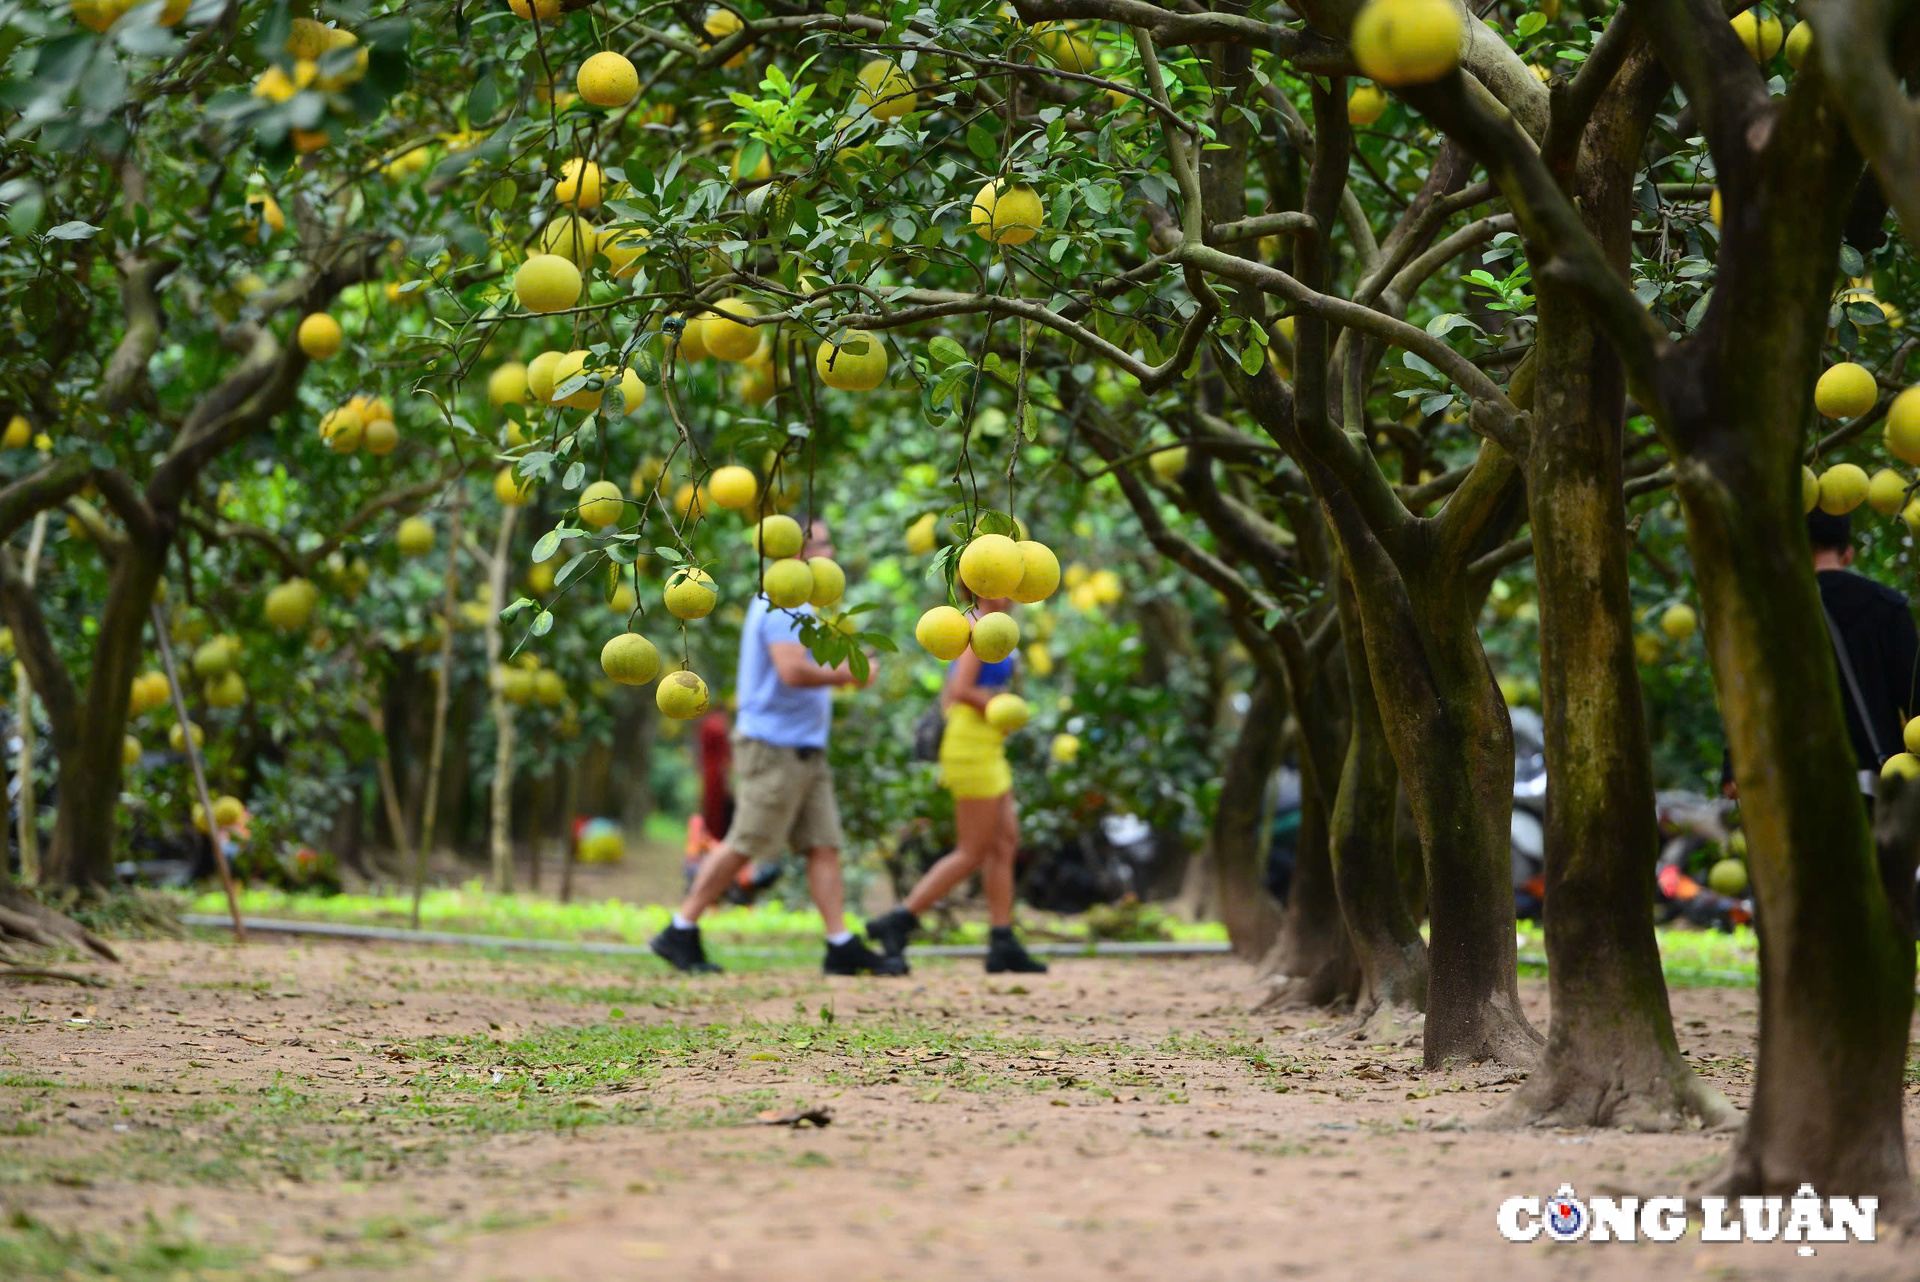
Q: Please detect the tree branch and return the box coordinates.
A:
[1807,1,1920,245]
[0,549,79,752]
[0,457,90,543]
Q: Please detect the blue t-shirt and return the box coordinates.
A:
[735,595,833,748]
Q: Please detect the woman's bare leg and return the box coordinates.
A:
[903,793,1005,915]
[982,792,1019,927]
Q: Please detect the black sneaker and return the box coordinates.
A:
[985,928,1048,974]
[865,906,921,960]
[824,936,908,977]
[651,924,721,974]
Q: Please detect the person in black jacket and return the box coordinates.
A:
[1808,509,1920,790]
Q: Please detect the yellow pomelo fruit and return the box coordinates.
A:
[1784,19,1812,69]
[970,611,1020,663]
[1050,732,1080,763]
[397,516,434,557]
[1906,716,1920,756]
[984,692,1030,734]
[577,51,639,107]
[1149,446,1187,482]
[320,405,363,452]
[363,419,399,456]
[1817,463,1870,514]
[806,556,845,608]
[297,313,342,359]
[856,58,916,119]
[1708,187,1722,228]
[265,578,317,631]
[1730,10,1784,62]
[531,669,565,707]
[1707,858,1748,896]
[703,9,748,67]
[2,416,28,449]
[514,255,582,314]
[206,671,247,708]
[674,481,706,519]
[1033,22,1096,73]
[1660,603,1697,642]
[601,633,662,686]
[971,180,1044,246]
[528,560,556,595]
[1802,464,1820,513]
[906,512,937,556]
[553,350,606,410]
[169,720,203,752]
[191,638,233,678]
[578,479,625,528]
[539,215,599,267]
[631,456,667,496]
[815,330,888,391]
[672,316,710,362]
[1010,540,1060,603]
[657,670,711,719]
[959,533,1025,598]
[123,735,142,768]
[1351,0,1463,87]
[598,226,648,278]
[1867,469,1908,515]
[752,514,804,558]
[665,567,718,619]
[615,368,645,414]
[1348,84,1388,126]
[1814,362,1877,418]
[702,299,763,361]
[210,795,244,828]
[488,362,530,407]
[608,582,638,614]
[527,350,566,404]
[1886,389,1920,465]
[709,465,758,510]
[494,467,533,506]
[555,157,604,210]
[762,558,814,608]
[1883,752,1920,782]
[916,606,972,660]
[509,0,562,17]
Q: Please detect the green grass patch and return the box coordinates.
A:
[1517,923,1760,986]
[180,881,1230,949]
[0,1211,251,1280]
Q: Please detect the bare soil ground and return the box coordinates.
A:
[2,936,1915,1280]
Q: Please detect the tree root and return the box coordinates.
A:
[0,890,120,962]
[1487,1049,1737,1133]
[1331,999,1426,1047]
[0,967,109,987]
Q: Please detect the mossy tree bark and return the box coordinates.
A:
[1209,672,1287,962]
[1329,579,1426,1028]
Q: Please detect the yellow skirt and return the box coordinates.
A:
[938,703,1012,800]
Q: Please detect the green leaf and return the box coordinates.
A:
[500,597,535,619]
[927,336,969,368]
[1515,11,1547,38]
[1847,301,1887,327]
[532,530,563,564]
[1838,244,1866,278]
[531,610,554,637]
[44,221,99,241]
[1238,342,1266,376]
[563,461,586,489]
[966,123,998,161]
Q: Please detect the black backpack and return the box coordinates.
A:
[912,705,944,762]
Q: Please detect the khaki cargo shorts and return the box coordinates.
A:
[725,733,844,860]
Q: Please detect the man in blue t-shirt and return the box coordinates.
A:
[651,519,901,976]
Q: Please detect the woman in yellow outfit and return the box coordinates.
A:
[866,596,1046,973]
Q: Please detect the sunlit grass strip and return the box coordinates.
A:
[181,881,1232,947]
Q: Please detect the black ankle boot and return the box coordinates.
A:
[985,926,1047,974]
[865,906,920,959]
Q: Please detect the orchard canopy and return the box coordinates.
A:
[5,0,1920,1205]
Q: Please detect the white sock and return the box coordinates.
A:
[825,931,853,946]
[671,913,695,930]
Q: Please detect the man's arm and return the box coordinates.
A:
[768,640,872,688]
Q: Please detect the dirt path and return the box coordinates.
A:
[0,936,1913,1279]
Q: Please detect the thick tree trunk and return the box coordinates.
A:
[1502,52,1731,1131]
[1213,674,1286,960]
[1330,582,1427,1029]
[1257,777,1358,1008]
[44,544,166,888]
